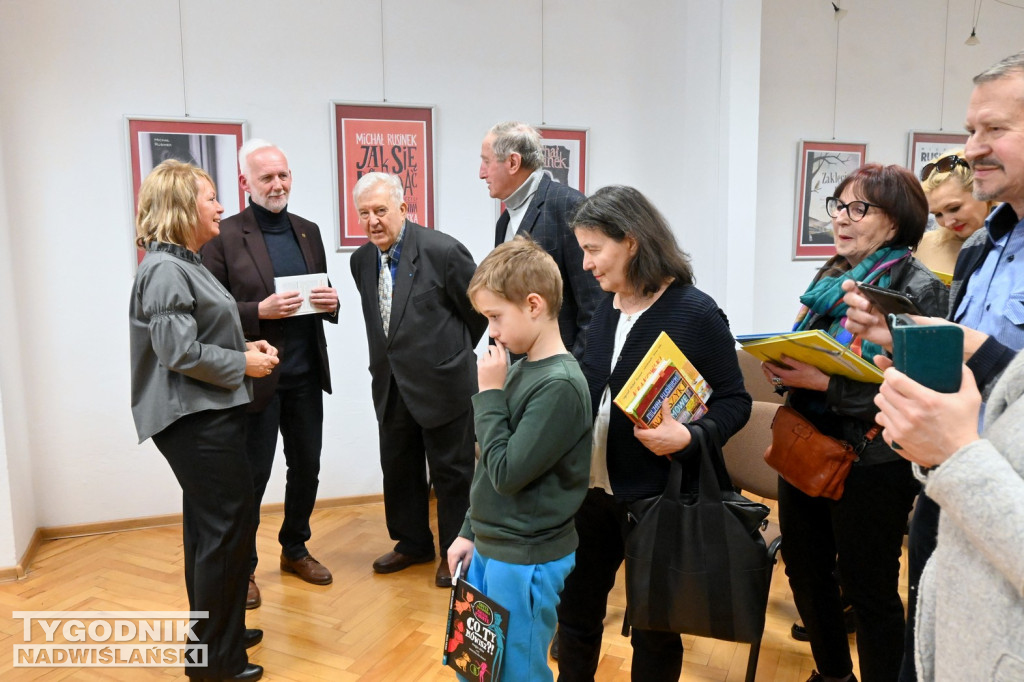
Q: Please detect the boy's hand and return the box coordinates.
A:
[447,537,475,578]
[478,339,508,391]
[633,401,692,456]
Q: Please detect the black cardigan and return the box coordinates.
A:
[581,280,752,502]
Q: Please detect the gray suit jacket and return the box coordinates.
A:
[495,173,606,359]
[351,221,487,429]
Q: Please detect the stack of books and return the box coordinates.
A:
[613,332,712,428]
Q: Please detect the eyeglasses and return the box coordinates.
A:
[825,197,884,222]
[919,154,971,181]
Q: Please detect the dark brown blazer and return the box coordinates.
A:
[201,206,336,412]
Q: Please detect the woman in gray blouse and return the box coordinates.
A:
[130,160,278,682]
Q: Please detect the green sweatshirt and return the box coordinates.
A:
[461,353,592,565]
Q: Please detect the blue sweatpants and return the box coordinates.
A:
[456,550,575,682]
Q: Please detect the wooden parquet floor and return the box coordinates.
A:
[0,500,904,681]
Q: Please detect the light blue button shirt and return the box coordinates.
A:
[955,212,1024,353]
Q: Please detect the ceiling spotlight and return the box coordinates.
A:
[965,28,980,46]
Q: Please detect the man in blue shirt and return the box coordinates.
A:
[844,51,1024,682]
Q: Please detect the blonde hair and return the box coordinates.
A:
[921,148,973,194]
[469,236,562,318]
[136,160,214,249]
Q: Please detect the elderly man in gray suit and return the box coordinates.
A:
[350,172,486,588]
[479,121,606,360]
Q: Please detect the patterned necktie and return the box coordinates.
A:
[378,251,393,335]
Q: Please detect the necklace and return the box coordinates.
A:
[616,293,653,320]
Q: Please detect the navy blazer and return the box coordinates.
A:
[351,221,487,429]
[495,173,606,359]
[200,206,336,412]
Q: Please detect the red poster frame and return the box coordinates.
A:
[793,140,867,260]
[537,126,589,194]
[124,117,246,262]
[331,102,436,249]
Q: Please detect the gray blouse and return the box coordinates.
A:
[130,242,252,442]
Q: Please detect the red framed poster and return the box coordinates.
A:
[124,117,246,262]
[793,140,867,260]
[332,102,436,249]
[537,126,589,194]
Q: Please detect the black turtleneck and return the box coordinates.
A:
[250,200,316,386]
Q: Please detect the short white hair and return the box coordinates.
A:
[353,172,404,206]
[238,138,286,177]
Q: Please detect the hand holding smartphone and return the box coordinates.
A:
[856,282,923,317]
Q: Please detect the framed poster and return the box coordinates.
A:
[125,117,246,237]
[537,126,589,193]
[332,102,436,249]
[907,130,969,180]
[794,140,867,260]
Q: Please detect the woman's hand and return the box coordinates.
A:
[447,536,475,579]
[874,364,982,467]
[763,355,830,392]
[840,279,894,352]
[478,340,508,391]
[633,402,692,456]
[244,347,280,377]
[246,340,278,356]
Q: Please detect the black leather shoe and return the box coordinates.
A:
[192,662,264,681]
[244,628,263,648]
[372,550,434,574]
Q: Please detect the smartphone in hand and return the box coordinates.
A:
[856,282,923,317]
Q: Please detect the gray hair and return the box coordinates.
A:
[353,172,404,205]
[974,51,1024,84]
[238,138,286,177]
[488,121,544,171]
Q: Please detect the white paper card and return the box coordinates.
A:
[274,273,329,316]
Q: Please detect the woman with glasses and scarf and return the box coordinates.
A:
[760,164,947,682]
[915,150,996,279]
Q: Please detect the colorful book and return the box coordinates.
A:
[736,329,884,384]
[613,332,712,429]
[443,562,509,682]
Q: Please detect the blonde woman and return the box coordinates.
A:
[916,149,995,278]
[130,160,278,681]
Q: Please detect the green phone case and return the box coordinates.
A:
[889,315,963,393]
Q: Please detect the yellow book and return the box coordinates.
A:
[613,332,712,428]
[932,270,953,286]
[736,330,884,384]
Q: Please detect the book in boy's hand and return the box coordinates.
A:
[442,562,509,682]
[613,332,712,429]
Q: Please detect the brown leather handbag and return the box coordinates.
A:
[764,406,879,501]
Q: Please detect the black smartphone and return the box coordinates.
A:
[856,281,923,317]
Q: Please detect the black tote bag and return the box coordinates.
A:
[623,425,772,642]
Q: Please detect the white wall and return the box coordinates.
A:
[754,0,1024,333]
[0,0,759,565]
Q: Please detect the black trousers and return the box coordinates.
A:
[246,373,323,571]
[779,459,918,682]
[378,377,474,557]
[898,492,940,682]
[152,406,254,679]
[557,488,684,682]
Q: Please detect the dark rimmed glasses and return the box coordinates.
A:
[920,154,971,181]
[825,197,884,222]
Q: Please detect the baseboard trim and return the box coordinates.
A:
[4,493,385,581]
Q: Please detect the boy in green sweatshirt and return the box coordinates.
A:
[447,236,592,681]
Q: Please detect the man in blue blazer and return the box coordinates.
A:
[479,121,606,359]
[350,172,486,588]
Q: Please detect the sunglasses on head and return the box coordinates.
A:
[920,154,970,181]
